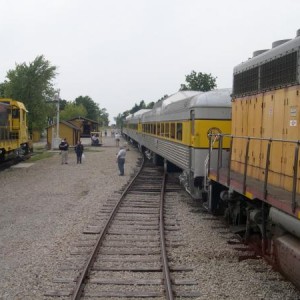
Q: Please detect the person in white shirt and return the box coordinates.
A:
[115,132,120,147]
[116,145,126,176]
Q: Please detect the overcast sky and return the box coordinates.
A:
[1,0,299,123]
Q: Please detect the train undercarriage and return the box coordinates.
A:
[208,181,300,290]
[125,136,300,290]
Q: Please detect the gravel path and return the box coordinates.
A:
[0,136,299,300]
[0,136,139,299]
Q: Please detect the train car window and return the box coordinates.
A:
[157,123,160,136]
[170,123,175,139]
[176,123,183,141]
[0,105,8,126]
[153,123,156,135]
[12,108,20,119]
[165,123,170,138]
[161,123,164,136]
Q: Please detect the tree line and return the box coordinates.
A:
[0,55,109,134]
[0,54,217,132]
[114,70,217,127]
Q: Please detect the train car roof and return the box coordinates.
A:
[189,88,232,108]
[161,90,202,108]
[125,109,152,122]
[234,32,300,73]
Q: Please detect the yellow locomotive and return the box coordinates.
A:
[0,98,32,162]
[208,30,300,289]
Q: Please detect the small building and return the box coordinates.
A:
[46,121,81,149]
[67,116,100,137]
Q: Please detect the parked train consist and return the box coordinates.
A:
[123,89,232,199]
[208,30,300,289]
[0,98,32,162]
[123,29,300,289]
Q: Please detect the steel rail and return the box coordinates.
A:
[70,154,145,300]
[159,172,174,300]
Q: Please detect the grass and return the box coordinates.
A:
[27,147,55,162]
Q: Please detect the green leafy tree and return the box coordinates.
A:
[74,96,100,121]
[59,99,68,111]
[0,82,6,97]
[98,108,109,127]
[115,111,130,128]
[180,70,217,91]
[146,102,155,109]
[60,103,87,121]
[2,55,57,132]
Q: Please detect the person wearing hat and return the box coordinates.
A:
[116,145,126,176]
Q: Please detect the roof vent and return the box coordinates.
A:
[272,39,291,48]
[253,49,269,57]
[297,29,300,37]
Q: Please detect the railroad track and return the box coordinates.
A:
[0,153,32,171]
[45,157,201,299]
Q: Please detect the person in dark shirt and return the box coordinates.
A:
[59,138,69,164]
[74,140,84,164]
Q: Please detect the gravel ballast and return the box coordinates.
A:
[0,136,299,299]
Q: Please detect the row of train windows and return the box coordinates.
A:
[142,122,183,141]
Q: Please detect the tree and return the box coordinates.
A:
[114,111,130,128]
[97,108,109,127]
[60,103,87,121]
[130,100,146,114]
[0,82,5,97]
[1,55,57,132]
[179,70,217,91]
[146,102,155,109]
[74,96,100,121]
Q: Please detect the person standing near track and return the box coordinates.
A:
[59,138,69,164]
[115,132,120,147]
[74,140,84,164]
[116,145,126,176]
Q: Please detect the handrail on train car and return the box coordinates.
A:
[208,134,300,213]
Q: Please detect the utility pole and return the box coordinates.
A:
[55,89,60,139]
[52,89,61,150]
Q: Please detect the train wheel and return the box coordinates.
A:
[208,181,226,215]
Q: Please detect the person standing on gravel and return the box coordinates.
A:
[59,138,69,164]
[74,140,84,164]
[116,145,126,176]
[115,132,120,147]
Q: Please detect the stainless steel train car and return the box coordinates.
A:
[208,29,300,289]
[123,109,151,146]
[123,89,232,198]
[0,98,31,162]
